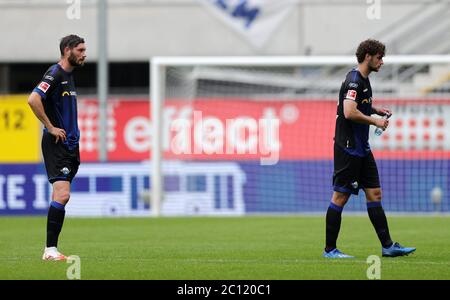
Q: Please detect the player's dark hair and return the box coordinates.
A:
[59,35,85,56]
[356,39,385,63]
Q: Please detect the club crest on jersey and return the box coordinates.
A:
[38,82,50,93]
[61,167,70,175]
[346,90,357,100]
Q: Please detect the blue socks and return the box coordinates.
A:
[50,201,65,211]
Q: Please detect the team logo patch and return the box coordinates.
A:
[61,167,70,175]
[346,90,357,100]
[349,82,359,88]
[38,82,50,93]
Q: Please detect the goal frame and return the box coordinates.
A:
[150,55,450,216]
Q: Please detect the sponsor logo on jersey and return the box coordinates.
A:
[61,81,68,85]
[361,97,372,104]
[38,82,50,93]
[62,91,77,96]
[346,90,357,100]
[363,88,368,92]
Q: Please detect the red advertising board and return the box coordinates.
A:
[78,98,450,161]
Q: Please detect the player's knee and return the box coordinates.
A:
[332,193,350,207]
[374,190,382,201]
[368,189,382,201]
[336,198,349,207]
[55,190,70,204]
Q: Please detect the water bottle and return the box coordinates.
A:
[374,113,391,136]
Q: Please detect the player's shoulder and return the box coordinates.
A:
[34,64,64,95]
[43,64,64,82]
[344,69,364,88]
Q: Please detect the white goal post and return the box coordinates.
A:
[150,55,450,217]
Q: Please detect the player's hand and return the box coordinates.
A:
[375,118,389,130]
[48,126,66,144]
[376,107,392,118]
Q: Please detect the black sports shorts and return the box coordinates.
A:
[332,143,380,195]
[41,131,80,184]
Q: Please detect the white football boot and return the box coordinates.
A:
[42,247,67,261]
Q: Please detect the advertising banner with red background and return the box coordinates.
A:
[78,98,450,162]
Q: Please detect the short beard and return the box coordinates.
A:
[368,64,379,72]
[68,52,83,67]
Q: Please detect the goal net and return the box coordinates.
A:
[150,56,450,216]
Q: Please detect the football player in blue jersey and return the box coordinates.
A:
[28,35,86,261]
[323,39,416,258]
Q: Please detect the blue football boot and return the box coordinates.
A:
[382,242,416,257]
[323,248,354,258]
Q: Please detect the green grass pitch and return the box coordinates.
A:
[0,215,449,280]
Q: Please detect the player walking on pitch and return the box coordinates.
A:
[28,35,86,261]
[323,39,416,258]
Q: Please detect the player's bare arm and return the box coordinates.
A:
[28,92,67,143]
[343,99,388,130]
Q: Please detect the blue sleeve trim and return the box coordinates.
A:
[32,88,46,99]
